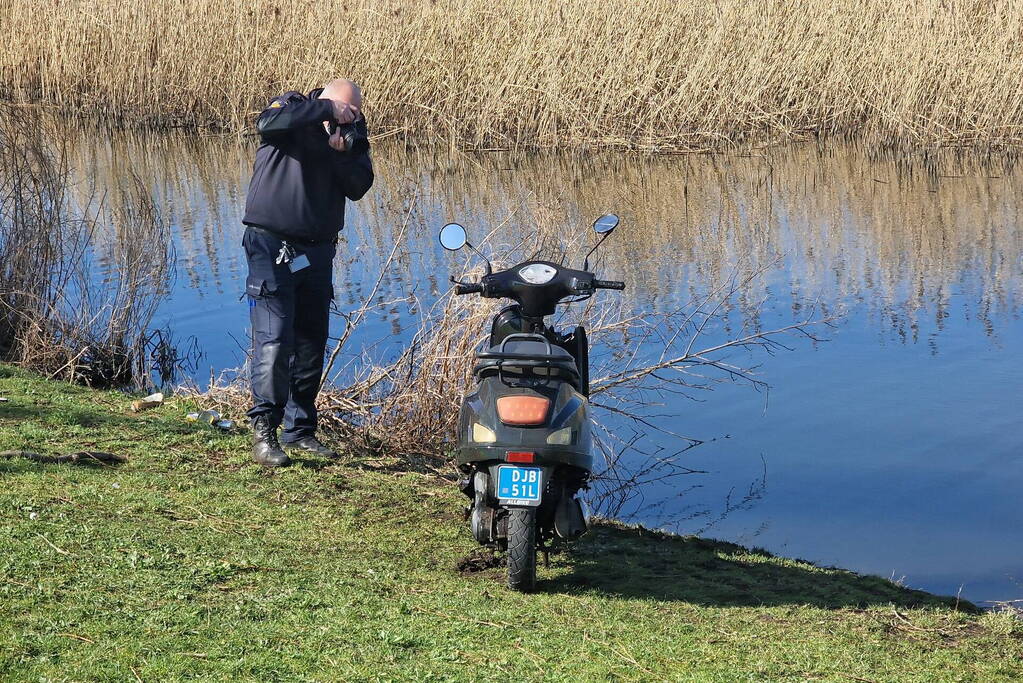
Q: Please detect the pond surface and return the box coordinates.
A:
[70,132,1022,605]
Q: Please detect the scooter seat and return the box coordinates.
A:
[490,339,574,359]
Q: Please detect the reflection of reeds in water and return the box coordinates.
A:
[4,1,1023,150]
[62,128,1023,344]
[0,109,175,387]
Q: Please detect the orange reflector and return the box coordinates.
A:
[507,451,535,463]
[496,395,550,425]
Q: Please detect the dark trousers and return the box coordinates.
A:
[243,227,335,442]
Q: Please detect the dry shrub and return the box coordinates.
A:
[321,281,495,457]
[0,107,176,387]
[2,1,1023,150]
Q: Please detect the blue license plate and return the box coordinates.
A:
[496,466,543,506]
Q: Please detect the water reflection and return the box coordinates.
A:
[62,129,1023,604]
[67,132,1022,348]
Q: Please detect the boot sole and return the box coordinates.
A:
[283,444,340,459]
[252,457,292,468]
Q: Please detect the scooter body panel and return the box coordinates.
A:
[454,375,593,471]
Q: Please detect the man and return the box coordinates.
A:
[242,79,374,467]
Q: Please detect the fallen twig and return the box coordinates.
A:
[36,534,75,556]
[1,450,125,465]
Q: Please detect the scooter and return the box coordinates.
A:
[438,214,625,591]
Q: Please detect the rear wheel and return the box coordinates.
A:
[506,507,536,592]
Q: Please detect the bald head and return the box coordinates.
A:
[319,78,362,110]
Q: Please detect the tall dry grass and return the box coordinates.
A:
[3,0,1023,149]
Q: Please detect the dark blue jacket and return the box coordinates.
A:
[242,89,374,244]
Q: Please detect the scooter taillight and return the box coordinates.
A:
[496,396,550,425]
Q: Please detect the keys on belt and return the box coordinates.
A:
[275,241,310,273]
[275,241,297,266]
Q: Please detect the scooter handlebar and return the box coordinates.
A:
[593,279,626,290]
[452,274,623,297]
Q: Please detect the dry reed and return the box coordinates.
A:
[3,1,1023,150]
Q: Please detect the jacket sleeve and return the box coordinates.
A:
[333,151,375,201]
[256,93,335,138]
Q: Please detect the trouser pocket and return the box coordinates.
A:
[246,275,289,338]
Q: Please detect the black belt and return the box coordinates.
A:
[245,224,335,248]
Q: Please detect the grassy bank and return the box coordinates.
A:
[2,1,1023,150]
[1,365,1020,680]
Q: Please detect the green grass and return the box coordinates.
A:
[1,364,1020,681]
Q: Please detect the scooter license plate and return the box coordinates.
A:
[496,466,543,507]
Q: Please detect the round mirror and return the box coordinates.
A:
[593,213,620,234]
[439,222,467,251]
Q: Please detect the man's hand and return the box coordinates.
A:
[327,124,347,152]
[330,99,359,124]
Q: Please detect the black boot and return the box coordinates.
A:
[284,435,340,460]
[251,415,290,467]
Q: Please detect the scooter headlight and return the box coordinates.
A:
[518,263,557,285]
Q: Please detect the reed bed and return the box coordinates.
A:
[3,0,1023,150]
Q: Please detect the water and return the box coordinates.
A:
[68,132,1022,605]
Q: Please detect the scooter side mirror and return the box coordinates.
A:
[439,223,468,251]
[592,213,619,235]
[439,221,493,274]
[584,214,621,270]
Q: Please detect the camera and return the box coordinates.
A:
[331,119,369,155]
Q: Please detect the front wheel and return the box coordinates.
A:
[506,507,536,592]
